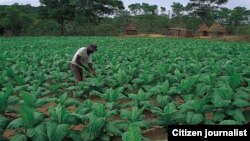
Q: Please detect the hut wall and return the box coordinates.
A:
[209,32,224,38]
[167,28,193,37]
[126,30,137,35]
[199,31,208,36]
[180,30,193,37]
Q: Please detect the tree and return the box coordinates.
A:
[0,4,33,35]
[215,7,250,34]
[39,0,76,35]
[215,7,231,23]
[160,7,166,16]
[141,3,158,15]
[171,2,184,17]
[187,0,228,21]
[231,7,250,26]
[128,3,141,16]
[76,0,124,35]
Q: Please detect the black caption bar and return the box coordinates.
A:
[168,125,250,141]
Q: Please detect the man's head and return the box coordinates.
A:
[87,44,98,54]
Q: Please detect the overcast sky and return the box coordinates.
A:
[0,0,250,10]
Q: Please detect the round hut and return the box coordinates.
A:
[198,23,209,37]
[208,22,226,37]
[125,23,137,35]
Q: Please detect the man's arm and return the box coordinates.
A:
[75,55,88,70]
[88,63,96,75]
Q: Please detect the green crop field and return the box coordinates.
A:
[0,37,250,141]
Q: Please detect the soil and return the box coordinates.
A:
[205,113,214,120]
[144,109,155,122]
[150,98,158,105]
[69,124,85,131]
[3,129,16,140]
[3,104,20,119]
[142,126,167,140]
[108,115,121,121]
[36,102,56,116]
[3,112,20,119]
[172,95,185,104]
[119,99,130,105]
[109,119,168,140]
[119,34,166,38]
[67,105,77,112]
[89,95,106,103]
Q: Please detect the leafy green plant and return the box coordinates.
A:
[122,123,149,141]
[120,106,149,128]
[0,84,19,114]
[128,89,152,108]
[5,91,46,140]
[81,103,127,141]
[101,87,127,109]
[151,102,185,126]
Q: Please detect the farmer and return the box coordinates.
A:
[70,44,97,82]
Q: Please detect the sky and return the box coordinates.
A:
[0,0,250,10]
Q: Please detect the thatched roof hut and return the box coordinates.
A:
[208,22,226,37]
[198,23,209,36]
[125,23,137,35]
[167,28,193,37]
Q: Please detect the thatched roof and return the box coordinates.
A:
[209,22,226,33]
[198,23,209,32]
[126,24,137,31]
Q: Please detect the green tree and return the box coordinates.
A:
[128,3,141,16]
[76,0,124,35]
[160,7,166,16]
[187,0,228,21]
[231,7,250,27]
[0,4,33,35]
[39,0,76,35]
[215,7,250,34]
[171,2,184,17]
[141,3,158,15]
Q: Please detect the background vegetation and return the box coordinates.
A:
[0,0,249,36]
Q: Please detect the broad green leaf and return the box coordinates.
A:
[47,123,69,141]
[161,80,169,94]
[100,134,110,141]
[10,134,27,141]
[232,110,246,122]
[229,73,241,89]
[0,115,10,129]
[156,95,171,107]
[196,83,211,96]
[163,102,177,114]
[213,112,225,121]
[19,91,36,107]
[27,124,47,141]
[59,93,67,105]
[92,103,105,117]
[65,98,81,107]
[219,120,241,125]
[213,86,233,107]
[20,104,34,128]
[122,123,143,141]
[179,101,194,111]
[81,118,105,141]
[234,98,250,107]
[105,120,126,136]
[180,75,200,92]
[36,98,57,107]
[7,118,23,129]
[186,112,204,125]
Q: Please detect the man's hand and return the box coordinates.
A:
[91,70,96,76]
